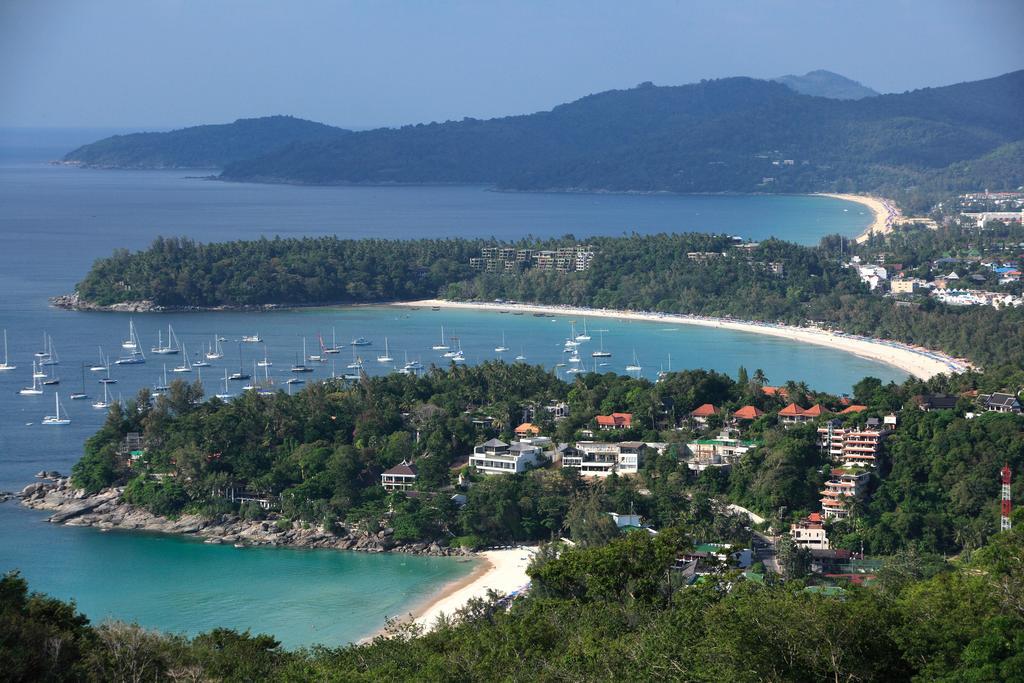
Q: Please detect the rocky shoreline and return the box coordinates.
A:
[49,292,396,314]
[18,479,471,557]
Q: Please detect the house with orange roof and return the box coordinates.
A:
[839,405,868,414]
[779,403,827,426]
[596,412,633,430]
[790,512,829,550]
[514,422,541,437]
[689,403,717,425]
[732,405,764,421]
[762,386,789,399]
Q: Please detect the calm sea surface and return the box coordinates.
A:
[0,131,902,646]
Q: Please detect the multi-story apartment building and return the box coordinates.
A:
[469,438,547,475]
[790,512,829,550]
[561,441,645,477]
[820,467,871,519]
[817,420,889,468]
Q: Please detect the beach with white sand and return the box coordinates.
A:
[397,300,971,380]
[816,192,901,243]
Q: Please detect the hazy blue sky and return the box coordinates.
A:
[1,0,1021,130]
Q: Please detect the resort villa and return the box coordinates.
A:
[561,441,646,477]
[779,403,827,426]
[381,460,418,491]
[469,438,549,475]
[595,412,633,430]
[790,512,830,550]
[685,434,759,472]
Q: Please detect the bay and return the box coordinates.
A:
[0,131,898,647]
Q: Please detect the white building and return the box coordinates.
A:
[469,438,546,475]
[561,441,646,477]
[790,512,830,550]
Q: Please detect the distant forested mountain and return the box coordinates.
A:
[772,69,879,99]
[216,71,1024,210]
[62,116,349,169]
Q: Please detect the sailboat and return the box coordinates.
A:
[291,339,313,372]
[347,346,363,370]
[308,335,323,362]
[229,345,250,381]
[115,322,145,365]
[575,319,592,342]
[39,335,59,366]
[172,343,192,372]
[625,350,642,374]
[323,328,342,354]
[515,345,526,362]
[90,347,108,372]
[443,335,461,358]
[151,325,180,355]
[257,346,272,367]
[19,362,44,395]
[657,353,672,381]
[193,350,211,368]
[70,364,89,400]
[215,369,235,400]
[432,326,450,351]
[377,338,393,363]
[42,393,71,425]
[41,358,60,385]
[34,331,50,359]
[122,319,138,349]
[451,338,466,363]
[494,331,510,353]
[591,331,612,358]
[99,361,117,384]
[92,382,111,409]
[205,336,224,360]
[0,329,15,371]
[154,365,170,394]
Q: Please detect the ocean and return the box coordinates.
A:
[0,130,900,646]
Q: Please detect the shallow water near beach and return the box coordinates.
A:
[0,131,899,646]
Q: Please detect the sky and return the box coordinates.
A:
[1,0,1022,130]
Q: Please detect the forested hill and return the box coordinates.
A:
[772,69,879,99]
[62,116,349,169]
[217,71,1024,209]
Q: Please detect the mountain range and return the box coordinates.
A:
[63,71,1024,209]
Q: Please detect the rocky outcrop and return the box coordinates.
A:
[19,479,470,557]
[50,292,162,313]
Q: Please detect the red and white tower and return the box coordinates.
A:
[1001,464,1013,532]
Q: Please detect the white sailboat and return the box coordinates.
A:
[625,350,642,374]
[309,335,323,362]
[494,331,510,353]
[215,369,235,400]
[34,331,49,359]
[377,337,393,363]
[122,319,138,349]
[206,336,224,360]
[323,328,343,354]
[193,350,211,368]
[151,325,180,355]
[42,393,71,425]
[515,345,526,362]
[291,339,313,372]
[443,335,461,358]
[154,365,170,394]
[90,346,108,372]
[347,345,363,370]
[432,326,449,351]
[92,382,111,409]
[591,331,612,357]
[0,329,15,371]
[19,362,44,395]
[257,346,273,367]
[657,353,672,381]
[39,335,59,366]
[172,343,192,372]
[575,319,591,342]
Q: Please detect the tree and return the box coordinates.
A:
[565,491,620,547]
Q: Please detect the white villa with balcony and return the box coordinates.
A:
[469,438,547,475]
[561,441,645,477]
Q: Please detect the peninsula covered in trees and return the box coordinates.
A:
[65,228,1024,368]
[62,71,1024,210]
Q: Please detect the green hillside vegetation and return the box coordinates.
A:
[217,71,1024,211]
[4,524,1023,680]
[73,230,1024,368]
[71,361,1024,557]
[63,116,349,169]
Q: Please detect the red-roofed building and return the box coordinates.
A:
[778,403,810,425]
[514,422,541,437]
[839,405,868,414]
[690,403,717,425]
[817,420,890,468]
[762,386,790,399]
[596,412,633,430]
[804,405,827,418]
[732,405,764,421]
[790,512,829,550]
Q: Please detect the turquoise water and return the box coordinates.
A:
[0,506,478,648]
[0,132,894,647]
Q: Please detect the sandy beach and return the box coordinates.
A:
[398,300,971,379]
[410,547,535,631]
[816,192,900,243]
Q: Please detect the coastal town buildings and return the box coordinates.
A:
[595,412,633,430]
[470,245,595,273]
[689,403,717,426]
[790,512,830,550]
[817,420,890,468]
[731,405,764,422]
[820,467,872,519]
[779,403,826,426]
[381,461,418,491]
[978,392,1022,414]
[560,441,646,477]
[469,438,548,475]
[685,434,759,472]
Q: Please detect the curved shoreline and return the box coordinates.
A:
[814,192,900,243]
[396,299,971,379]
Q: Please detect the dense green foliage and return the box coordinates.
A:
[214,72,1024,210]
[75,226,1024,368]
[4,525,1023,680]
[63,116,349,169]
